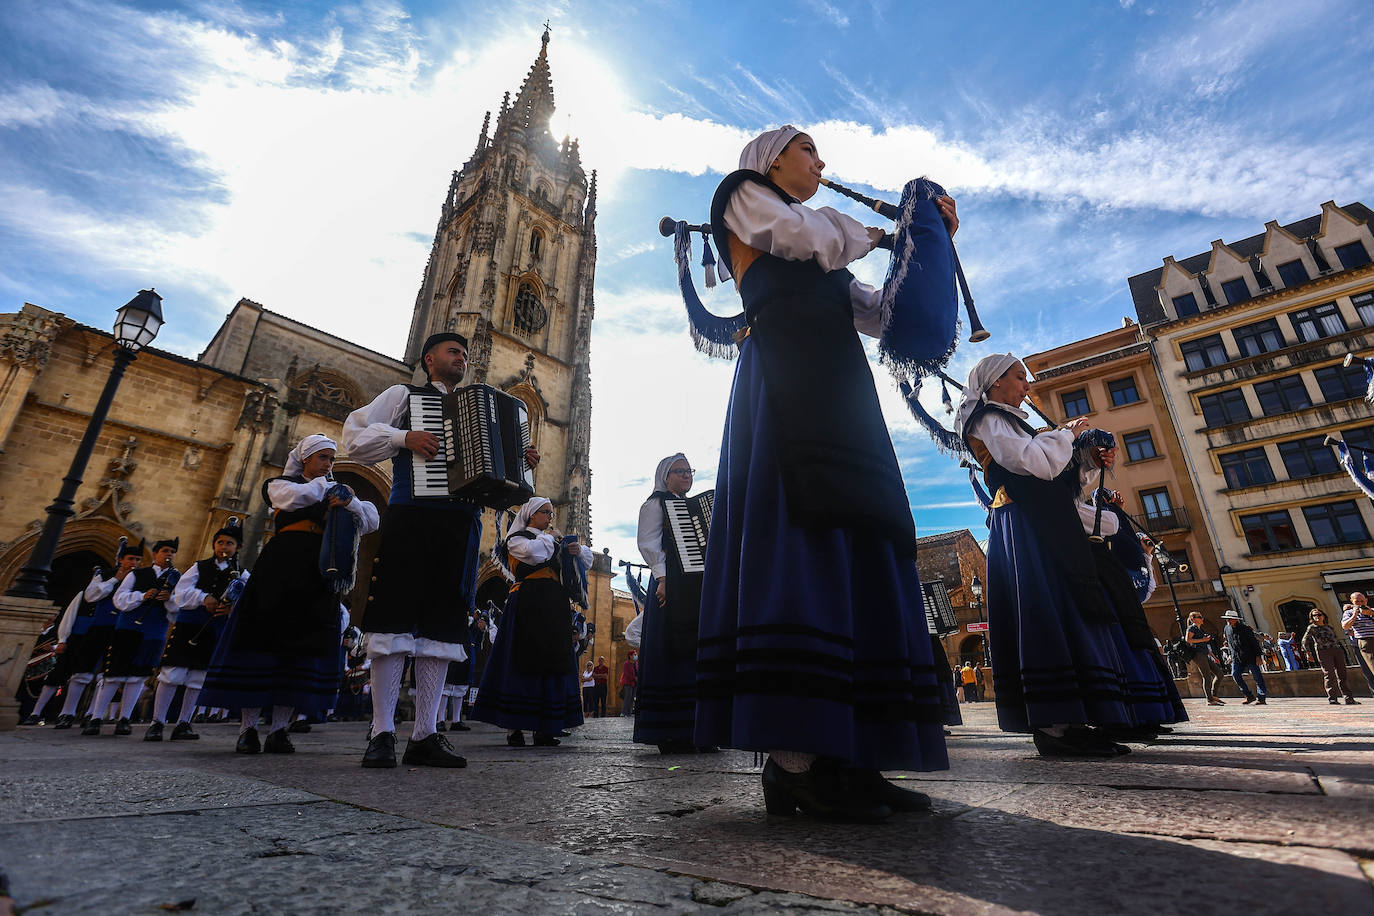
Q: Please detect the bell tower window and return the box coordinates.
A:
[513,282,548,336]
[529,229,543,261]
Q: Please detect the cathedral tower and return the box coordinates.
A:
[405,27,597,545]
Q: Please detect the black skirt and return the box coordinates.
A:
[511,578,577,676]
[231,530,339,654]
[161,618,221,670]
[363,503,482,645]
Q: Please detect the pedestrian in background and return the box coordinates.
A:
[1302,609,1358,706]
[1223,610,1267,706]
[619,650,637,717]
[1277,632,1301,672]
[1184,613,1227,706]
[1341,593,1374,693]
[592,656,609,717]
[581,661,596,715]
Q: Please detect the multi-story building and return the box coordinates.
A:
[1025,323,1231,639]
[915,529,989,669]
[1127,200,1374,636]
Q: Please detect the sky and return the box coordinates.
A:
[3,0,1373,586]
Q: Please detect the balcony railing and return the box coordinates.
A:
[1141,507,1191,533]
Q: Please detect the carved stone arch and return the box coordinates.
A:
[0,517,142,596]
[287,365,363,411]
[509,275,548,338]
[1272,593,1323,636]
[504,381,546,450]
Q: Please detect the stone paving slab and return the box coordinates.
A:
[3,698,1373,914]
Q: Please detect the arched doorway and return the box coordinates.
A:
[475,574,510,619]
[49,550,108,611]
[1277,598,1318,638]
[958,634,986,668]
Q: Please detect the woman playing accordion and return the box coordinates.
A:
[695,126,950,823]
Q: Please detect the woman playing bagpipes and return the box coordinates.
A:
[695,126,951,823]
[957,354,1171,758]
[473,496,593,747]
[201,434,379,755]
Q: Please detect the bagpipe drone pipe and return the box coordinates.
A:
[319,480,363,593]
[657,175,987,374]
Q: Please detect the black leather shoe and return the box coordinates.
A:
[1256,696,1267,705]
[847,768,933,812]
[506,730,526,747]
[1033,728,1124,758]
[288,719,311,733]
[362,731,397,768]
[532,733,561,747]
[21,714,40,726]
[697,746,721,754]
[143,721,164,742]
[114,718,133,736]
[557,730,572,737]
[263,729,295,754]
[236,727,261,754]
[761,758,891,823]
[1096,724,1161,744]
[81,718,102,736]
[451,722,471,731]
[53,714,75,730]
[402,733,467,767]
[658,739,696,754]
[435,722,447,732]
[170,722,199,741]
[1346,697,1361,705]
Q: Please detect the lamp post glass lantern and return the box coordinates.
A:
[5,290,164,600]
[969,574,988,665]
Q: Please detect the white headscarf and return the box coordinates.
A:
[509,496,552,537]
[284,433,337,478]
[739,125,801,174]
[653,453,689,494]
[953,353,1024,438]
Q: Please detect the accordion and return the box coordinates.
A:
[663,490,713,575]
[409,384,535,510]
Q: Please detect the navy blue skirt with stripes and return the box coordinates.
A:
[632,578,697,745]
[693,340,949,773]
[987,502,1137,732]
[472,585,584,736]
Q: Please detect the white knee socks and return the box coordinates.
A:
[90,680,120,720]
[240,707,261,735]
[118,682,144,720]
[32,685,58,717]
[177,687,201,724]
[270,706,295,734]
[369,653,405,738]
[152,682,176,724]
[411,656,447,741]
[60,675,93,717]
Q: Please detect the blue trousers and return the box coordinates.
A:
[1231,660,1267,698]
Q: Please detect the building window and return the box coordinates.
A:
[1314,362,1367,402]
[1355,292,1374,326]
[1168,548,1196,582]
[1220,448,1275,489]
[1303,501,1370,546]
[1343,425,1374,452]
[1199,388,1251,427]
[1060,389,1090,418]
[1241,510,1300,553]
[1180,334,1228,371]
[1107,377,1140,406]
[1252,375,1312,416]
[1276,259,1310,287]
[1335,241,1371,270]
[1289,301,1347,342]
[1221,278,1250,305]
[528,229,543,260]
[1171,293,1199,317]
[1122,430,1157,462]
[1140,487,1174,521]
[1232,318,1285,357]
[1278,435,1340,478]
[512,282,548,336]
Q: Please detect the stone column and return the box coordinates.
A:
[0,595,57,730]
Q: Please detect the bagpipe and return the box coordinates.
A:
[132,567,181,625]
[319,479,362,594]
[657,175,987,378]
[559,534,592,609]
[1344,352,1374,405]
[186,560,249,648]
[1325,432,1374,501]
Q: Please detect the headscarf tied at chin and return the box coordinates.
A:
[738,125,801,174]
[284,433,337,478]
[953,353,1024,439]
[653,453,689,494]
[509,496,553,537]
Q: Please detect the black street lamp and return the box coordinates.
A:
[1151,542,1190,642]
[6,290,164,600]
[970,573,988,666]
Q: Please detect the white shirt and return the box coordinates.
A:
[723,182,886,337]
[113,563,178,620]
[85,571,117,603]
[341,380,453,465]
[266,476,381,534]
[637,498,669,579]
[173,558,250,611]
[506,529,594,566]
[967,406,1075,481]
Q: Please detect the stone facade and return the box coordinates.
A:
[1127,200,1374,637]
[1025,323,1232,640]
[915,529,989,670]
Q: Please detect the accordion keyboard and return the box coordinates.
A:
[408,393,451,498]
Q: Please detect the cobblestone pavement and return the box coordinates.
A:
[2,699,1372,914]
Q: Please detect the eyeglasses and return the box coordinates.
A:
[669,467,695,476]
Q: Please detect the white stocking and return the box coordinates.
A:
[369,653,405,738]
[270,706,295,734]
[89,680,119,720]
[411,656,447,741]
[152,682,177,724]
[177,687,201,724]
[60,675,93,716]
[769,750,817,774]
[32,685,59,717]
[118,681,144,720]
[240,707,261,735]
